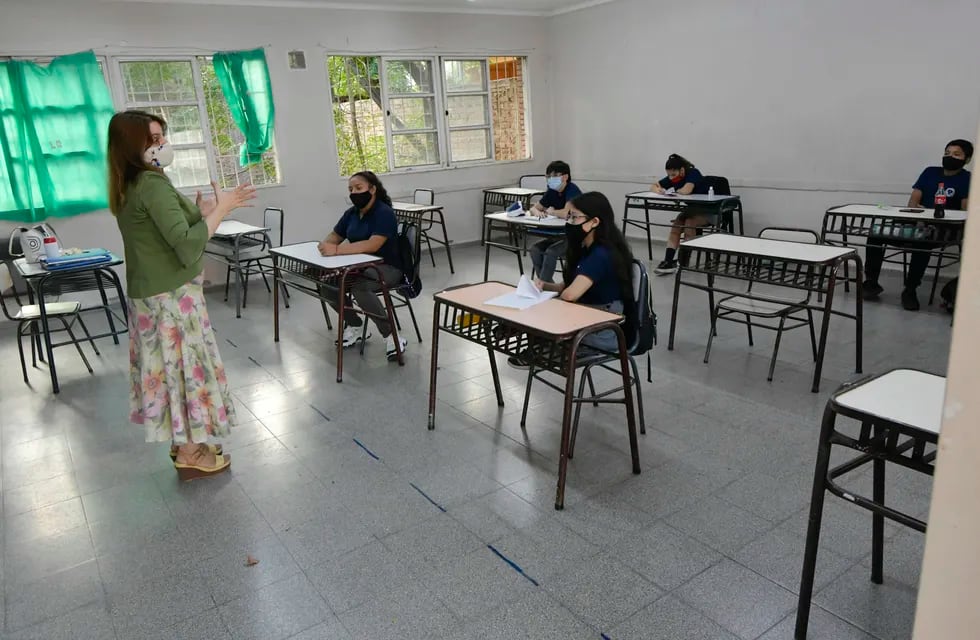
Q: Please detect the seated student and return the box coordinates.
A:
[528,160,582,283]
[863,139,972,311]
[509,191,636,367]
[651,154,709,275]
[318,171,407,360]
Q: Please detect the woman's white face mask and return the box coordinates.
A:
[144,142,175,168]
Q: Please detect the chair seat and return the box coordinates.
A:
[206,243,269,260]
[16,301,81,320]
[717,295,803,317]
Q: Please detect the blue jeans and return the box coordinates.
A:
[530,237,565,283]
[580,300,624,353]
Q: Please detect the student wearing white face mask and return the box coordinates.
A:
[109,110,256,480]
[528,160,582,283]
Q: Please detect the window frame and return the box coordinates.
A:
[108,54,283,193]
[442,57,495,166]
[326,51,532,177]
[380,56,443,171]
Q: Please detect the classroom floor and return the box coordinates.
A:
[0,241,947,640]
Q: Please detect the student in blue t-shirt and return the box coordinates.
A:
[651,154,709,275]
[508,191,635,367]
[528,160,583,283]
[863,139,973,311]
[318,171,407,360]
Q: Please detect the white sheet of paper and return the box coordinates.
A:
[484,275,558,310]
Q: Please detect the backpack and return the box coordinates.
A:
[397,222,423,299]
[940,277,958,313]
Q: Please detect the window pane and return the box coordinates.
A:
[153,105,203,145]
[447,95,489,128]
[385,59,433,95]
[163,147,210,188]
[389,97,436,131]
[328,55,389,176]
[121,61,196,103]
[450,129,490,162]
[443,60,487,93]
[392,133,439,168]
[489,56,529,161]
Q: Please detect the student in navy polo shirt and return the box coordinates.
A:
[651,154,709,275]
[863,139,973,311]
[508,191,635,367]
[528,160,582,282]
[318,171,407,360]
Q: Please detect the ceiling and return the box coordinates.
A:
[103,0,618,17]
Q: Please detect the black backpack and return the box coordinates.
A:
[397,222,423,299]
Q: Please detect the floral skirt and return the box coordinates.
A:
[127,275,236,444]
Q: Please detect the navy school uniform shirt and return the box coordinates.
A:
[539,181,583,210]
[575,243,623,306]
[658,167,707,194]
[913,166,971,210]
[333,199,402,270]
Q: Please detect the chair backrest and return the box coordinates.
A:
[263,207,285,246]
[413,189,434,206]
[758,227,819,244]
[519,174,547,191]
[701,175,731,196]
[629,259,656,355]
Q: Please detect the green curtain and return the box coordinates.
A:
[213,48,276,167]
[0,51,113,222]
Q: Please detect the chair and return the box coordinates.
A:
[519,174,547,191]
[703,227,819,382]
[519,260,655,449]
[701,175,735,232]
[355,220,423,345]
[224,207,289,308]
[412,188,438,268]
[0,263,98,385]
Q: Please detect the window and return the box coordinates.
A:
[115,58,280,190]
[328,54,529,175]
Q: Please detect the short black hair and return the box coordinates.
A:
[665,154,694,171]
[946,139,974,160]
[546,160,571,178]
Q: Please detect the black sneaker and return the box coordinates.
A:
[653,259,678,276]
[901,288,920,311]
[507,350,531,369]
[862,281,884,299]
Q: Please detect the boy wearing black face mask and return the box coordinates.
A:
[863,139,972,311]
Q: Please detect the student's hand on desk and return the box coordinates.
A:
[318,241,339,257]
[651,184,665,194]
[533,277,547,291]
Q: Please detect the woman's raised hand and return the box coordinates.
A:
[214,182,257,216]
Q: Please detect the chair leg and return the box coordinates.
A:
[242,266,250,309]
[29,321,39,366]
[259,264,273,293]
[62,317,94,374]
[519,362,536,428]
[587,370,598,407]
[570,365,591,458]
[424,232,436,268]
[703,306,718,364]
[319,300,334,331]
[76,315,101,356]
[646,352,652,384]
[224,265,232,301]
[806,309,817,361]
[16,322,29,383]
[746,314,754,346]
[628,356,646,435]
[767,315,788,382]
[404,298,423,343]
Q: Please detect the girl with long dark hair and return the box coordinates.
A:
[508,191,635,366]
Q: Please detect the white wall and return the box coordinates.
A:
[0,0,554,281]
[549,0,980,237]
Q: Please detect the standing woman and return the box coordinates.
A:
[108,110,255,480]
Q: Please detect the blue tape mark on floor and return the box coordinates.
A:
[487,544,539,587]
[352,438,380,460]
[601,634,612,640]
[247,356,261,366]
[309,404,331,422]
[226,338,238,348]
[409,483,447,512]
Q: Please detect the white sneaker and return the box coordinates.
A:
[336,326,370,348]
[385,335,407,361]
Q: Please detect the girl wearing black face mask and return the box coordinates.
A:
[318,171,408,360]
[508,192,635,367]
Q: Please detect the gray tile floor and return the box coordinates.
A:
[0,240,948,639]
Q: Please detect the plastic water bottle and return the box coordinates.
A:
[43,236,61,260]
[708,186,715,197]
